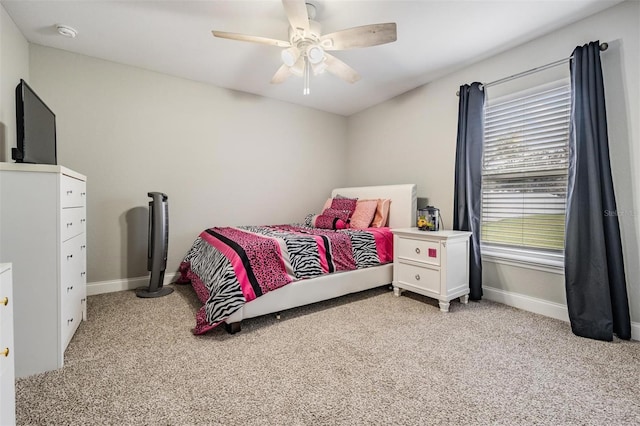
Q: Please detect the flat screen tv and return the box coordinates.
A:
[12,79,57,165]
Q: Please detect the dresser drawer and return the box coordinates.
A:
[60,207,86,242]
[61,295,82,351]
[60,235,84,351]
[396,237,440,266]
[61,234,85,290]
[396,262,440,294]
[61,176,86,208]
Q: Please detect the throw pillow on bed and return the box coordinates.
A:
[350,199,378,229]
[322,208,351,222]
[305,207,352,229]
[304,213,316,227]
[330,197,357,215]
[314,214,348,230]
[322,195,358,214]
[371,199,391,227]
[320,197,390,227]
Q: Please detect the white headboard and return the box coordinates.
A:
[331,184,417,229]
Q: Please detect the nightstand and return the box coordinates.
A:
[391,228,472,312]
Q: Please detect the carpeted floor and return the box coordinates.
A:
[15,283,640,425]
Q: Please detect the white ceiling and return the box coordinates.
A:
[2,0,623,116]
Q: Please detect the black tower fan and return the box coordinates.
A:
[136,192,174,298]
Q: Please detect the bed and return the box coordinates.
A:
[179,184,417,334]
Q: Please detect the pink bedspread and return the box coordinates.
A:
[179,224,393,334]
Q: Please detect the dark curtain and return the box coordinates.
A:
[565,41,631,341]
[453,82,484,300]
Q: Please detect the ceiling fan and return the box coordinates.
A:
[212,0,397,95]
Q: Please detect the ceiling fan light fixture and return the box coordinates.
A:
[311,59,327,75]
[289,56,305,77]
[307,45,324,64]
[281,47,300,67]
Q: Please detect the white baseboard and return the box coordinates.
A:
[483,285,639,341]
[87,272,179,296]
[483,285,570,322]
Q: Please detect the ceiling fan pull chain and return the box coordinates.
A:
[303,56,311,95]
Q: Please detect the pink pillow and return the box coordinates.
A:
[322,208,351,222]
[370,199,391,227]
[350,199,378,229]
[330,197,357,214]
[314,215,348,230]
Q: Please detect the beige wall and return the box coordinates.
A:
[28,45,348,282]
[0,5,29,162]
[347,1,639,322]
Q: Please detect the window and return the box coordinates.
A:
[481,83,570,256]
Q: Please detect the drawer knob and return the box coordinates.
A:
[68,318,74,324]
[66,190,73,195]
[67,222,73,227]
[67,285,74,292]
[80,272,86,277]
[415,248,421,254]
[0,348,8,357]
[67,254,73,260]
[415,274,421,281]
[0,297,7,306]
[81,192,86,196]
[81,245,86,250]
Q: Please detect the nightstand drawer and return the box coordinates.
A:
[396,237,440,266]
[396,263,440,293]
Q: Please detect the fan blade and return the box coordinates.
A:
[212,31,290,48]
[271,64,292,84]
[324,53,360,84]
[320,23,397,51]
[282,0,309,33]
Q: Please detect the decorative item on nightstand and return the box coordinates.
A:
[417,206,440,231]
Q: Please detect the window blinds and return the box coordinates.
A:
[481,84,570,251]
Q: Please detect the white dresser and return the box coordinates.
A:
[392,228,472,312]
[0,264,15,425]
[0,164,87,377]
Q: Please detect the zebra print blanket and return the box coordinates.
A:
[179,224,393,334]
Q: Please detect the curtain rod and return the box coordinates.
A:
[456,42,608,96]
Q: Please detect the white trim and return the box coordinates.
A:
[87,272,179,296]
[482,245,564,274]
[633,322,640,342]
[483,285,570,322]
[484,285,640,341]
